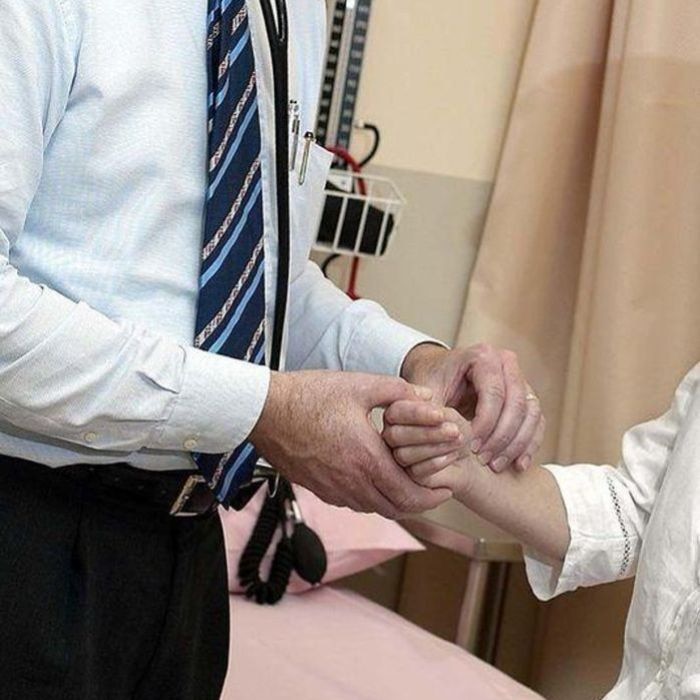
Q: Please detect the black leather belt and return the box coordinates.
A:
[0,455,218,517]
[60,463,218,517]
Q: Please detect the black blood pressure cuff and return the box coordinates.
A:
[316,182,395,256]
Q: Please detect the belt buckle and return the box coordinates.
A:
[169,474,207,517]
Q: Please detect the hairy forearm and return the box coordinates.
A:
[455,463,571,563]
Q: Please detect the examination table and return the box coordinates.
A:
[221,586,543,699]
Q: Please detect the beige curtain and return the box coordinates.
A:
[458,1,700,697]
[460,0,700,462]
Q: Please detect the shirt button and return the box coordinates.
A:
[83,432,98,444]
[183,438,198,451]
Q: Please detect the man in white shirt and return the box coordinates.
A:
[0,1,543,697]
[385,364,700,699]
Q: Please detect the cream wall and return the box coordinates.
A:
[354,0,535,182]
[323,0,536,345]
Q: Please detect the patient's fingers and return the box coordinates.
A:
[384,400,447,427]
[394,441,466,467]
[383,422,462,449]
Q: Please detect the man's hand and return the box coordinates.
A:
[400,344,544,472]
[249,370,453,519]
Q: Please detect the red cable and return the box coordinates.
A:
[324,146,366,299]
[345,259,361,301]
[325,146,367,195]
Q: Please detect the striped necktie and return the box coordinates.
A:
[194,0,266,506]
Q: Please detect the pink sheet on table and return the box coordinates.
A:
[222,587,543,700]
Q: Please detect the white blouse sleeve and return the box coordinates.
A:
[525,363,700,601]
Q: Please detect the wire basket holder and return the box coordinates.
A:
[313,169,406,259]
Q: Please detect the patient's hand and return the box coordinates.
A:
[384,401,571,562]
[382,402,479,498]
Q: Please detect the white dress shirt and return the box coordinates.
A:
[0,0,432,472]
[526,363,700,699]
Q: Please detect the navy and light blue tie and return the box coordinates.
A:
[194,0,266,506]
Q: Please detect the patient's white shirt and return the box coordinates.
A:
[526,362,700,699]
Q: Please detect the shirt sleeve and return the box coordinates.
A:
[525,364,699,601]
[285,261,445,377]
[0,0,270,457]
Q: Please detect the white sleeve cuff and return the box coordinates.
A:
[523,550,565,602]
[153,347,271,454]
[342,302,446,377]
[525,463,636,601]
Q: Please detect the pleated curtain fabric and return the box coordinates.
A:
[459,0,700,466]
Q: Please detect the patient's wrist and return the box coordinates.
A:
[449,453,488,504]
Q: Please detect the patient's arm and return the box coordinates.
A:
[383,404,569,564]
[421,445,570,564]
[385,364,699,595]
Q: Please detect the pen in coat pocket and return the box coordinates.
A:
[299,131,315,186]
[289,100,300,171]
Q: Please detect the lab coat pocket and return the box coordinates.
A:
[289,141,333,280]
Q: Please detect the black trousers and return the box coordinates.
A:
[0,456,229,700]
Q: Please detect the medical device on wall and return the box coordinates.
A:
[314,0,406,295]
[318,0,372,151]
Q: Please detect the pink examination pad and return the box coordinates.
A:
[222,587,543,700]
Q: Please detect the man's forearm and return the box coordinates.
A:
[456,462,571,564]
